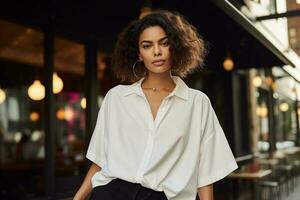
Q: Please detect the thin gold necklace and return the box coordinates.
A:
[141,78,176,92]
[141,83,175,92]
[142,87,172,92]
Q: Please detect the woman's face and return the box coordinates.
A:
[138,26,172,76]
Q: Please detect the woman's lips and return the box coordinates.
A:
[152,60,165,66]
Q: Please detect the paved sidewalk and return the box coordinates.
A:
[285,181,300,200]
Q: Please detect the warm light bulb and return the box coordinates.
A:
[223,56,234,71]
[0,88,6,104]
[64,107,74,121]
[53,72,63,94]
[14,132,22,143]
[279,102,289,112]
[265,77,273,86]
[271,82,277,90]
[260,106,268,117]
[81,97,86,109]
[28,80,45,101]
[256,106,268,117]
[30,112,40,122]
[56,108,65,120]
[256,106,261,116]
[297,0,300,5]
[252,76,262,87]
[31,130,42,142]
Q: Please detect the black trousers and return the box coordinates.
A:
[89,178,168,200]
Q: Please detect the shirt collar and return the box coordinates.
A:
[122,75,189,100]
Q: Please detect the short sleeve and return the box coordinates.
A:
[86,91,111,168]
[197,96,238,188]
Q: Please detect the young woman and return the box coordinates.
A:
[74,10,238,200]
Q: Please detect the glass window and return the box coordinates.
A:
[256,87,270,152]
[274,94,297,149]
[53,37,86,178]
[272,67,299,148]
[0,19,45,198]
[250,67,300,153]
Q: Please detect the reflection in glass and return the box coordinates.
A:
[0,18,46,198]
[53,37,86,178]
[256,88,270,152]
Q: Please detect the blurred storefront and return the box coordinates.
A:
[211,0,300,156]
[211,1,300,199]
[0,19,118,199]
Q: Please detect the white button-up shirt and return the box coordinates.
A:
[86,75,238,200]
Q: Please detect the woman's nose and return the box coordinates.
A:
[153,44,162,56]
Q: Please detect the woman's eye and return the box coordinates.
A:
[142,44,151,49]
[161,41,169,46]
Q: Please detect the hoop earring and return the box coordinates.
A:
[132,60,143,78]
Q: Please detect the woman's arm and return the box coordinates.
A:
[73,163,101,200]
[197,184,214,200]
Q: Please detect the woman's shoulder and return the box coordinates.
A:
[105,84,133,97]
[187,87,211,103]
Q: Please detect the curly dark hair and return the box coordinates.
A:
[111,9,208,83]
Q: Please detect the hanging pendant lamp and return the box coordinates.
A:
[0,87,6,104]
[53,72,63,94]
[28,80,45,101]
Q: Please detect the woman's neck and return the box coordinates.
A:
[142,72,175,89]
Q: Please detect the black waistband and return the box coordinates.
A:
[91,178,167,200]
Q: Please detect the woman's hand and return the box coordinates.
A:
[73,163,101,200]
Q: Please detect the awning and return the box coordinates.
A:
[211,0,300,82]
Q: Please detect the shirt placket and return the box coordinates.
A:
[154,97,171,130]
[135,96,170,183]
[135,94,155,183]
